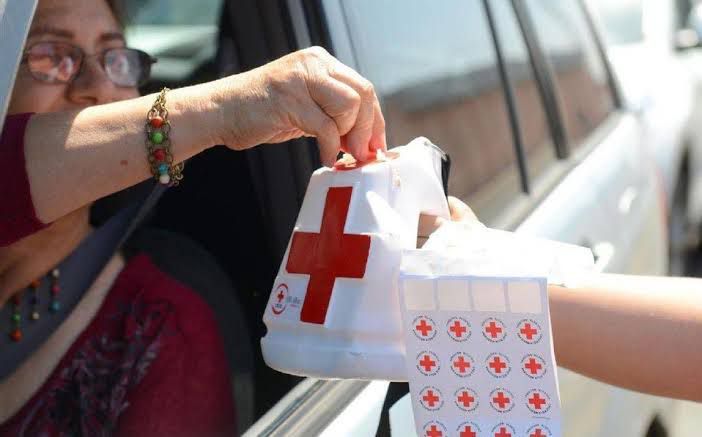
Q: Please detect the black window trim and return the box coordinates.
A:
[483,0,531,195]
[510,0,570,159]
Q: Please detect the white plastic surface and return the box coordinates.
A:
[261,138,450,380]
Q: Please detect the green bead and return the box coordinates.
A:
[12,313,20,322]
[50,300,61,313]
[150,130,165,144]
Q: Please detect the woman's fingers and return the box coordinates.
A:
[293,99,342,167]
[327,61,382,161]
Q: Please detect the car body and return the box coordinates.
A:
[590,0,702,277]
[0,0,691,436]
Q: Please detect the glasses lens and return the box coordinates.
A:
[104,48,151,87]
[26,42,80,83]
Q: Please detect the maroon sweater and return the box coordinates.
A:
[0,114,236,436]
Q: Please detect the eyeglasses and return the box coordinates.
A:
[22,42,156,88]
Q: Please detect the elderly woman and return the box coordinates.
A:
[0,0,390,435]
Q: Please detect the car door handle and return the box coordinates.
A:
[582,240,615,273]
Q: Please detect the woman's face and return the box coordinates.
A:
[8,0,139,114]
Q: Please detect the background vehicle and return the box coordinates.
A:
[590,0,702,278]
[1,0,700,435]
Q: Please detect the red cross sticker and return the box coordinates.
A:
[419,386,443,411]
[526,389,551,414]
[455,388,478,411]
[286,187,371,324]
[423,423,446,437]
[482,318,506,342]
[490,389,514,412]
[417,351,440,375]
[522,354,546,378]
[518,319,543,344]
[530,428,548,437]
[494,426,513,437]
[487,353,510,377]
[459,424,478,437]
[413,316,437,340]
[450,352,474,377]
[447,317,469,341]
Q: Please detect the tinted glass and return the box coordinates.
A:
[339,0,522,223]
[526,0,615,147]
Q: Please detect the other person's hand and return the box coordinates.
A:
[417,197,478,247]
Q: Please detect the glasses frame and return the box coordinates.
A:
[21,41,157,88]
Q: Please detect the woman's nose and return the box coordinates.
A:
[65,57,120,106]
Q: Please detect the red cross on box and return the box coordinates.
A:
[419,354,436,372]
[286,187,371,324]
[489,356,508,374]
[524,357,543,375]
[460,425,477,437]
[425,425,443,437]
[422,389,440,407]
[453,356,471,374]
[457,391,475,408]
[520,322,538,340]
[494,427,512,437]
[416,319,433,337]
[529,393,548,411]
[492,391,511,409]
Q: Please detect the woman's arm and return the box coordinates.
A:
[550,274,702,401]
[18,47,386,224]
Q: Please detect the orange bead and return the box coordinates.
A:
[150,116,164,128]
[10,329,22,342]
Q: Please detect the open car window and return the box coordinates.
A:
[0,0,37,128]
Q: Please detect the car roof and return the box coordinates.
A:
[0,0,37,128]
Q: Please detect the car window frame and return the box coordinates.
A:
[0,0,38,130]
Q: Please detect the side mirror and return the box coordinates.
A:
[677,4,702,51]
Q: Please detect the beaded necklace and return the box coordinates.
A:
[8,268,61,342]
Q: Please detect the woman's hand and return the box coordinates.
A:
[210,46,387,166]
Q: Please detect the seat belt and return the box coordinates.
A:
[0,183,166,380]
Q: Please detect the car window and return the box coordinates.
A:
[337,0,523,224]
[590,0,644,45]
[123,0,222,86]
[490,0,557,184]
[525,0,615,148]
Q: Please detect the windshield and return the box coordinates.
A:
[591,0,644,45]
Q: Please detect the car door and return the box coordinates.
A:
[0,0,38,126]
[514,1,670,436]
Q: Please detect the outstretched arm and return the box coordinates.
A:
[551,274,702,401]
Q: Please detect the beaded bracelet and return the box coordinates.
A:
[146,87,184,185]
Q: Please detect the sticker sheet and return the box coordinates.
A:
[400,275,561,437]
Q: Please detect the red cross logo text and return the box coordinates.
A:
[454,387,478,412]
[423,422,447,437]
[517,319,543,344]
[482,318,507,342]
[527,425,552,437]
[286,187,371,324]
[419,386,443,411]
[270,283,288,315]
[457,422,480,437]
[490,389,514,412]
[446,317,470,341]
[522,354,547,378]
[416,351,440,376]
[413,316,437,340]
[526,389,551,414]
[450,352,475,377]
[491,424,516,437]
[486,353,511,378]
